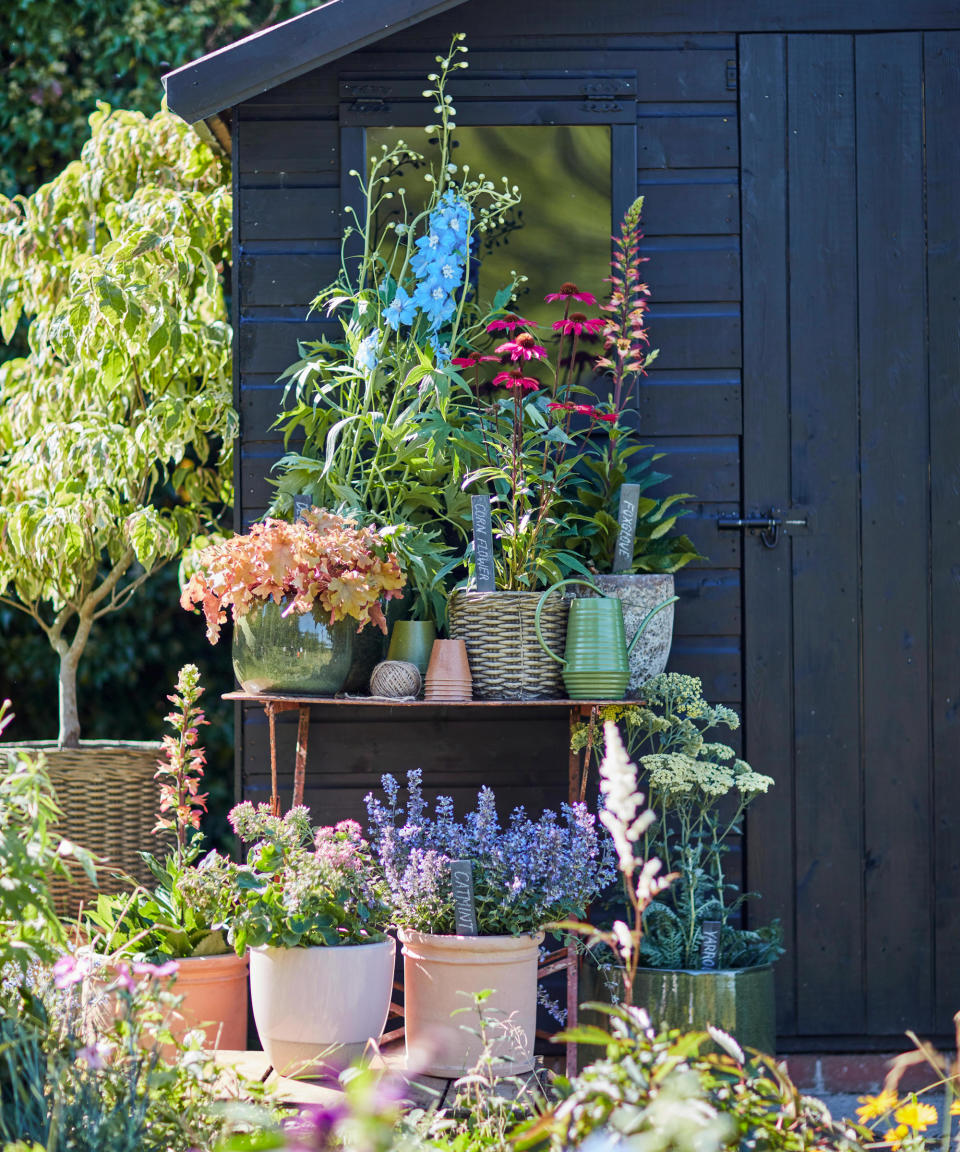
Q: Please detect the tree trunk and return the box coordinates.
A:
[58,651,81,748]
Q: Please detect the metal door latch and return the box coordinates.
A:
[716,508,812,549]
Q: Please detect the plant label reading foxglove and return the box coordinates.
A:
[471,495,496,592]
[700,920,722,969]
[293,494,312,522]
[613,483,642,572]
[450,860,479,935]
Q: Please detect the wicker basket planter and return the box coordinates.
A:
[447,589,569,700]
[0,741,161,919]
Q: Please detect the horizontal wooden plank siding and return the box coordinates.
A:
[233,27,745,913]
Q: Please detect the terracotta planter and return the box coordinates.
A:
[169,951,249,1050]
[424,638,472,702]
[582,574,676,697]
[399,929,544,1077]
[250,938,395,1078]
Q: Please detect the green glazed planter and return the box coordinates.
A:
[233,600,354,695]
[580,961,776,1060]
[386,620,436,676]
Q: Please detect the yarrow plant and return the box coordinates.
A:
[180,508,405,644]
[364,769,615,935]
[572,674,782,970]
[178,803,389,954]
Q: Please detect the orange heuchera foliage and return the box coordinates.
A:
[181,509,405,644]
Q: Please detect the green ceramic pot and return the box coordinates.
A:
[580,961,776,1059]
[386,620,436,676]
[232,600,354,695]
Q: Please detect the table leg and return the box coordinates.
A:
[267,703,280,816]
[292,705,310,808]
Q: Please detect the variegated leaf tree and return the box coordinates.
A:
[0,104,237,747]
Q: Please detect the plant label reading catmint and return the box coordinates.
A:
[613,483,642,572]
[293,493,312,522]
[450,859,479,935]
[471,495,496,592]
[700,920,722,969]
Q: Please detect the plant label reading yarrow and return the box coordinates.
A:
[450,859,479,935]
[471,495,496,592]
[613,483,642,572]
[700,920,722,969]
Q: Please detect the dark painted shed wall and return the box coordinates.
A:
[229,0,960,1049]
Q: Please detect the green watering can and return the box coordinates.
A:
[534,578,680,701]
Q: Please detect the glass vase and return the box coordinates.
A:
[232,600,355,695]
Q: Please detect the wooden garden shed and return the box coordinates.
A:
[163,0,960,1054]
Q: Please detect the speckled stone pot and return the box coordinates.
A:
[582,574,676,696]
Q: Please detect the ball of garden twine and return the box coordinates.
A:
[370,660,422,699]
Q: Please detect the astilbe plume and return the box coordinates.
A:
[596,196,659,425]
[181,507,405,643]
[154,663,208,862]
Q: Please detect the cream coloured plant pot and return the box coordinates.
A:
[250,938,395,1079]
[399,929,544,1078]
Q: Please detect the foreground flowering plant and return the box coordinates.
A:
[179,804,389,954]
[180,508,405,645]
[364,770,615,935]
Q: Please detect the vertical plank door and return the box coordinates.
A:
[741,31,958,1044]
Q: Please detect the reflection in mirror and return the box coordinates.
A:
[367,124,611,329]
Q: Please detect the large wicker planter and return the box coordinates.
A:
[447,589,569,700]
[0,741,162,918]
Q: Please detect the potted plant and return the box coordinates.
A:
[572,674,783,1052]
[364,769,615,1077]
[269,38,521,648]
[179,803,393,1079]
[180,507,405,696]
[0,106,236,910]
[82,665,248,1051]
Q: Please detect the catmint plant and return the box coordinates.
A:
[364,770,615,935]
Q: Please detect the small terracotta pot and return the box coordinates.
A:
[424,639,472,701]
[399,929,544,1077]
[171,951,250,1050]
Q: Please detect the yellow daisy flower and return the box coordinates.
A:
[885,1123,909,1149]
[893,1101,939,1131]
[949,1100,960,1117]
[856,1090,899,1124]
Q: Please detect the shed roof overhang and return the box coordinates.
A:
[162,0,469,148]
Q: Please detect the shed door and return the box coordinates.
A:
[739,32,960,1044]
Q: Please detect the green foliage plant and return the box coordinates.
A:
[0,104,237,747]
[178,804,390,955]
[572,675,782,970]
[83,665,231,963]
[0,700,95,973]
[271,36,522,624]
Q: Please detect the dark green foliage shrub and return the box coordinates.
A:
[0,0,314,197]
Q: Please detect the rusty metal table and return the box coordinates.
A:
[224,692,608,1076]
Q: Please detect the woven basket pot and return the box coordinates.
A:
[447,589,569,700]
[0,741,162,919]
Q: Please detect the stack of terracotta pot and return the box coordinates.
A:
[423,639,472,702]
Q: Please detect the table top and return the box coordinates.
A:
[224,691,616,709]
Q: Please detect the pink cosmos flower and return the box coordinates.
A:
[595,412,619,423]
[53,953,88,989]
[493,370,540,392]
[545,282,598,305]
[547,402,596,415]
[486,313,536,333]
[133,960,180,980]
[495,333,547,361]
[113,963,137,993]
[78,1041,113,1070]
[451,355,499,368]
[552,312,605,337]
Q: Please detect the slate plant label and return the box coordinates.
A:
[471,495,496,592]
[613,483,642,572]
[450,859,479,935]
[293,493,312,522]
[700,920,722,969]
